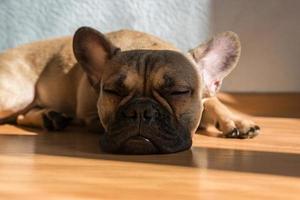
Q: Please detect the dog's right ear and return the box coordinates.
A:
[73,27,120,88]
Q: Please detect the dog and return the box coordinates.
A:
[0,27,260,154]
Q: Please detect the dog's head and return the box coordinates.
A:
[73,27,240,154]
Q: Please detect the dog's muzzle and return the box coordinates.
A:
[118,98,159,154]
[100,98,191,154]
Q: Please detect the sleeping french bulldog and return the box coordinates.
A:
[0,27,259,154]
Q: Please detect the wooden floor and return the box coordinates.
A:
[0,93,299,200]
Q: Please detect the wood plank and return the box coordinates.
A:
[218,93,300,118]
[0,93,299,199]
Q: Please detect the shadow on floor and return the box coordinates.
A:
[0,127,299,178]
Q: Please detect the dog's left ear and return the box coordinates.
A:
[73,27,120,89]
[187,31,241,96]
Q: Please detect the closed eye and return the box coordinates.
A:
[103,88,121,96]
[170,90,191,96]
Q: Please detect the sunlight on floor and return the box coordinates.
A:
[0,124,37,136]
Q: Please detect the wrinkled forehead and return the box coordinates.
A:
[102,50,199,89]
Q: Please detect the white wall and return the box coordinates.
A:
[0,0,299,92]
[0,0,210,52]
[212,0,300,92]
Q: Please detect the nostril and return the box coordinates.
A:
[143,112,151,120]
[122,101,159,122]
[123,110,137,119]
[143,109,158,121]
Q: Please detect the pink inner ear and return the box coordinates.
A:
[202,36,236,76]
[203,76,222,96]
[201,35,238,96]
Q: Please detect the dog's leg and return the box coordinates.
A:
[16,108,72,131]
[0,55,38,120]
[0,79,35,120]
[200,97,260,139]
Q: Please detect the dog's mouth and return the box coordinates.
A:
[119,136,159,154]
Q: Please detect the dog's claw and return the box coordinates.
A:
[248,126,260,138]
[249,127,255,132]
[225,128,240,138]
[224,125,260,139]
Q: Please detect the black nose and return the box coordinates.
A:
[123,99,158,122]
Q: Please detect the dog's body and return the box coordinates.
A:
[0,27,259,154]
[0,30,177,121]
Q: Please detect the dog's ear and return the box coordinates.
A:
[73,27,120,89]
[188,31,241,97]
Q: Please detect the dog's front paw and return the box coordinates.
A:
[42,111,72,131]
[216,118,260,139]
